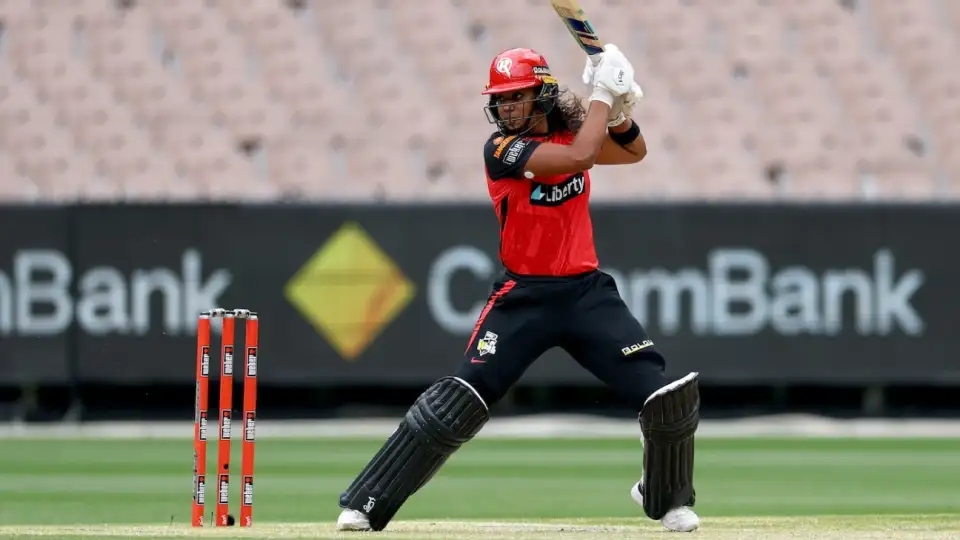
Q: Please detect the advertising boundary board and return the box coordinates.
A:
[0,202,956,386]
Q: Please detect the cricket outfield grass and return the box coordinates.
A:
[0,437,957,539]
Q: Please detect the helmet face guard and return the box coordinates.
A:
[483,82,559,136]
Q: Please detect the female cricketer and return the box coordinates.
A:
[336,44,701,533]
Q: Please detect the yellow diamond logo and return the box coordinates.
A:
[284,222,415,360]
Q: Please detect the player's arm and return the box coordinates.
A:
[520,50,635,181]
[518,101,613,180]
[484,102,614,184]
[483,102,602,183]
[485,108,624,186]
[580,50,646,166]
[596,118,646,165]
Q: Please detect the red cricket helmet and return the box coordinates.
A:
[482,48,557,94]
[482,48,560,134]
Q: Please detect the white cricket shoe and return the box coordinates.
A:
[336,509,371,531]
[631,481,700,532]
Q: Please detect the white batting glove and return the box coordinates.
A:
[605,96,628,127]
[581,54,601,86]
[607,82,644,127]
[606,84,643,126]
[587,44,634,108]
[583,47,643,126]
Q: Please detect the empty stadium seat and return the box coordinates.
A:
[865,170,941,200]
[0,0,955,201]
[266,140,331,198]
[592,142,693,201]
[0,151,40,201]
[143,0,291,143]
[944,156,960,196]
[217,0,357,135]
[679,129,772,199]
[780,164,863,200]
[713,3,787,69]
[0,66,114,200]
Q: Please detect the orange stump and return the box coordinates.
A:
[192,315,211,527]
[193,309,259,528]
[240,315,259,526]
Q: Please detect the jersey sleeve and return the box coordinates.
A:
[483,134,541,180]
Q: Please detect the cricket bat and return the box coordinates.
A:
[549,0,605,66]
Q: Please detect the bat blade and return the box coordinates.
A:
[549,0,604,65]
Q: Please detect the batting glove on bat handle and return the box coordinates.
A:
[592,47,635,98]
[582,44,626,85]
[608,80,645,127]
[583,44,643,103]
[584,52,627,124]
[620,82,644,115]
[605,95,627,127]
[590,85,617,108]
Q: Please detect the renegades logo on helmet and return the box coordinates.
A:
[496,57,513,77]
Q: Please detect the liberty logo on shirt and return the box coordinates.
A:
[530,173,585,206]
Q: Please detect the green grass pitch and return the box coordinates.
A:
[0,436,958,538]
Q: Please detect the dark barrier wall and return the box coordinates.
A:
[0,203,957,386]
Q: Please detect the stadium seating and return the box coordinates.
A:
[0,0,956,201]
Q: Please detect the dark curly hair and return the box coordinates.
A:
[489,85,587,136]
[544,88,587,134]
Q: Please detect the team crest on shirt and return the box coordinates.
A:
[476,331,498,356]
[530,173,586,206]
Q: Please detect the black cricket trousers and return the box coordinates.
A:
[453,269,672,411]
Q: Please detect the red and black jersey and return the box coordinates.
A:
[482,131,599,277]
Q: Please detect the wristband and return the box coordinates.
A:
[609,120,640,146]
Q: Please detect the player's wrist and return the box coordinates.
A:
[589,86,616,107]
[609,119,641,145]
[608,113,629,128]
[609,116,632,131]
